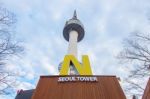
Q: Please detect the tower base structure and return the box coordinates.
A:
[31,75,126,99]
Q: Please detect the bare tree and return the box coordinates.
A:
[0,7,23,95]
[118,32,150,97]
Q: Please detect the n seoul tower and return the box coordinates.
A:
[59,10,85,75]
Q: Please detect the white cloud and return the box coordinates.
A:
[15,81,35,90]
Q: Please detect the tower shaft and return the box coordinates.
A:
[68,30,78,75]
[68,30,78,57]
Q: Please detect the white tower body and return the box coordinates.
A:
[59,10,85,75]
[68,30,78,75]
[68,30,78,57]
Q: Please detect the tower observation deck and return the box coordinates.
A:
[59,10,85,75]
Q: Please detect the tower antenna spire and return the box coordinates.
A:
[73,10,77,19]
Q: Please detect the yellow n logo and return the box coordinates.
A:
[59,55,92,75]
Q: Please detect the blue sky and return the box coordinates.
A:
[0,0,150,98]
